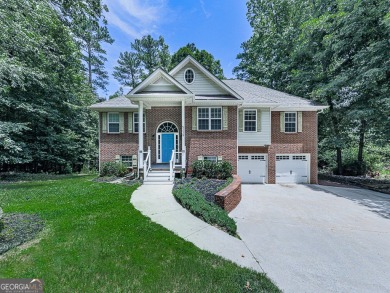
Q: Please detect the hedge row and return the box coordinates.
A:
[172,185,237,236]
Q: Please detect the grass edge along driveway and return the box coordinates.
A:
[0,176,279,292]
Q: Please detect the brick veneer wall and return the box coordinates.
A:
[99,112,139,165]
[99,106,238,174]
[215,175,242,213]
[145,107,182,164]
[185,106,238,174]
[269,111,318,184]
[237,111,318,184]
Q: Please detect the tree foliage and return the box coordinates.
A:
[235,0,390,175]
[0,0,107,172]
[170,43,224,79]
[113,39,225,90]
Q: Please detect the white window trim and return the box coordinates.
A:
[133,112,146,133]
[243,109,257,132]
[197,107,222,131]
[184,68,195,84]
[203,156,218,162]
[107,112,120,134]
[284,111,297,133]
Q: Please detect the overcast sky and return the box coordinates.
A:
[100,0,252,98]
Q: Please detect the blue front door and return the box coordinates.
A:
[161,133,174,162]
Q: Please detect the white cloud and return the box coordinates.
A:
[199,0,211,18]
[104,0,169,38]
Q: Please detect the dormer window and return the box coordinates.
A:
[184,68,195,84]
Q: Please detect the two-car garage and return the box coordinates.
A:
[238,153,310,184]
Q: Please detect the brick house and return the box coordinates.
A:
[90,56,327,184]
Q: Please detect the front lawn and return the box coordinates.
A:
[0,176,279,292]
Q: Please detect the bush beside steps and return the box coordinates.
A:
[172,185,237,236]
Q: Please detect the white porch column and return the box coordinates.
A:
[138,101,144,169]
[181,100,186,169]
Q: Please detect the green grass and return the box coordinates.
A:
[0,176,279,292]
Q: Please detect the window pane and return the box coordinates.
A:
[108,113,119,122]
[211,119,221,130]
[204,156,217,162]
[134,122,139,133]
[211,108,221,118]
[198,119,209,130]
[109,123,119,133]
[244,110,256,121]
[285,112,296,132]
[133,113,139,122]
[244,121,256,131]
[198,108,209,119]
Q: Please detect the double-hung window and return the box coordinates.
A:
[284,112,297,133]
[244,110,257,132]
[133,113,146,133]
[108,113,120,133]
[198,107,222,130]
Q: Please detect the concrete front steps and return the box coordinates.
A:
[143,170,173,185]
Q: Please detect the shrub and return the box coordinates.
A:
[100,162,129,177]
[192,160,233,179]
[0,220,3,233]
[173,185,237,235]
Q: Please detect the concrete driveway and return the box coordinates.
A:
[230,184,390,293]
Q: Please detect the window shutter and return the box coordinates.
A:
[280,112,285,132]
[102,113,107,133]
[119,113,124,133]
[223,107,228,130]
[128,112,133,133]
[217,156,223,161]
[132,155,137,167]
[192,107,197,130]
[197,156,204,161]
[115,155,120,163]
[298,111,303,132]
[238,109,243,132]
[257,110,261,132]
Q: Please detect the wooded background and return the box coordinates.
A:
[1,0,389,176]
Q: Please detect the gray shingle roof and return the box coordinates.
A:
[89,96,138,110]
[223,79,320,107]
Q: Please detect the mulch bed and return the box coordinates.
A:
[174,178,228,203]
[0,213,45,255]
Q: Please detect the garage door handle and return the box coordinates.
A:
[290,170,292,174]
[249,170,251,174]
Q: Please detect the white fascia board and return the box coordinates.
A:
[129,68,192,95]
[89,107,138,112]
[169,56,243,100]
[187,100,242,106]
[240,103,279,108]
[129,94,193,100]
[271,105,329,111]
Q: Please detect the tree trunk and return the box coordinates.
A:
[336,147,342,175]
[87,45,92,88]
[357,119,366,163]
[357,119,367,175]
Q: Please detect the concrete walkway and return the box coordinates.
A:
[130,184,262,272]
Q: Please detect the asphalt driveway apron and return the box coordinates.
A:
[230,184,390,293]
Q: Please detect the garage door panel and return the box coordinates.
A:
[276,154,309,184]
[238,154,267,183]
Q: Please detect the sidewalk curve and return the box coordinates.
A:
[130,184,262,273]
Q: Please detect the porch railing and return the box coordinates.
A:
[143,146,151,180]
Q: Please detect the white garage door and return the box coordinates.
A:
[238,154,267,183]
[276,154,309,183]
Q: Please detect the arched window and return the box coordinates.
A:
[157,122,179,133]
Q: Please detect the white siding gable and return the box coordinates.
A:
[142,77,185,93]
[173,66,228,95]
[238,108,271,146]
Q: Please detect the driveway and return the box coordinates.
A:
[230,184,390,293]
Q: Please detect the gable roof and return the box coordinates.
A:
[223,79,327,109]
[89,96,138,111]
[129,68,192,95]
[169,56,242,100]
